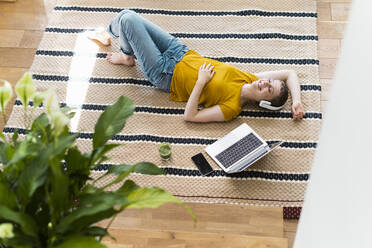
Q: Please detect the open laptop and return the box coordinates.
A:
[205,123,283,173]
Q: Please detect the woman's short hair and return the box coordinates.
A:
[271,80,289,107]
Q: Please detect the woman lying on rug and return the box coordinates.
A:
[88,9,305,123]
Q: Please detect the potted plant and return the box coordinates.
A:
[0,73,195,248]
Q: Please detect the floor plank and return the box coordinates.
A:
[321,100,329,118]
[97,203,284,238]
[317,2,331,21]
[0,48,36,68]
[102,228,288,248]
[319,58,338,79]
[0,67,27,84]
[0,0,46,13]
[331,3,351,21]
[318,21,347,39]
[19,30,44,48]
[0,29,24,47]
[284,219,299,233]
[0,12,47,30]
[284,231,296,248]
[284,219,299,248]
[320,79,333,101]
[318,39,340,58]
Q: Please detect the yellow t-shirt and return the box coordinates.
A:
[170,50,258,121]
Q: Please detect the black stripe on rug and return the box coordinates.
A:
[31,74,321,92]
[91,163,310,181]
[32,74,153,86]
[54,6,317,18]
[35,50,319,65]
[44,27,318,41]
[14,100,322,120]
[3,127,317,148]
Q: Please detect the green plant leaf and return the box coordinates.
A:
[127,187,196,222]
[52,134,78,157]
[91,164,130,186]
[0,79,13,114]
[64,209,118,235]
[77,192,129,209]
[43,88,60,115]
[12,129,19,145]
[91,144,121,167]
[107,164,132,175]
[8,139,39,165]
[133,162,165,175]
[93,96,134,149]
[0,205,38,237]
[50,110,70,136]
[116,180,139,196]
[28,189,50,230]
[96,163,163,189]
[16,151,49,208]
[83,226,108,237]
[66,111,76,119]
[0,132,6,142]
[0,181,18,210]
[0,141,10,164]
[65,147,90,175]
[81,184,101,194]
[102,164,136,189]
[127,187,181,209]
[1,227,35,248]
[65,148,92,197]
[55,192,128,234]
[53,235,107,248]
[30,113,49,135]
[32,91,46,108]
[47,160,70,224]
[15,72,35,110]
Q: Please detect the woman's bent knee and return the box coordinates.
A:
[119,10,139,28]
[117,9,136,18]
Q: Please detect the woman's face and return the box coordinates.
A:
[251,79,282,102]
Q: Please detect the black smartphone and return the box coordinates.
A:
[191,153,214,176]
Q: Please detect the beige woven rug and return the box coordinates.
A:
[6,0,321,218]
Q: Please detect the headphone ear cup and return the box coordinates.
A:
[259,100,284,111]
[259,100,272,109]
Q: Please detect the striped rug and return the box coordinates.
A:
[5,0,321,219]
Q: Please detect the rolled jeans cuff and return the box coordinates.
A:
[106,25,119,38]
[120,47,134,56]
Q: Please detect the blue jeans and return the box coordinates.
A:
[106,9,189,92]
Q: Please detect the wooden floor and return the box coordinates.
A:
[0,0,352,247]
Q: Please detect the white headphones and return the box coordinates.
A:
[259,100,285,111]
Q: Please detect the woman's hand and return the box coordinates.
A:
[292,101,305,120]
[197,62,215,87]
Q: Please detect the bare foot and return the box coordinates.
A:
[86,30,111,46]
[106,52,135,66]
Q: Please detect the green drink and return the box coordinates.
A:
[159,142,171,161]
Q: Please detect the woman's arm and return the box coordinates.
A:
[184,62,225,122]
[255,69,305,120]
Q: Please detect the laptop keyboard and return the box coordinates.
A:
[215,133,263,168]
